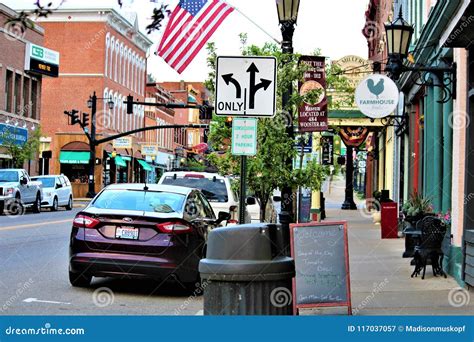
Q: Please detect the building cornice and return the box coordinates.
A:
[31,8,153,53]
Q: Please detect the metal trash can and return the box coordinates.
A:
[199,223,295,315]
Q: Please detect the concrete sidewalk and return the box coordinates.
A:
[314,175,473,315]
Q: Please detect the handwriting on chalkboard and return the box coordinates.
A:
[291,222,351,310]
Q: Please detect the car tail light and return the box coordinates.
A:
[184,174,204,178]
[73,214,100,228]
[156,222,193,234]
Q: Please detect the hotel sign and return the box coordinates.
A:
[25,43,60,77]
[355,74,399,119]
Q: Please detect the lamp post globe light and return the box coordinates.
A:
[276,0,300,255]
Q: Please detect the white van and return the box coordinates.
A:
[158,172,250,224]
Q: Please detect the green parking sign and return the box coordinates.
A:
[231,118,257,156]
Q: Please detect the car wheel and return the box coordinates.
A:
[69,270,92,288]
[32,193,41,213]
[65,196,73,211]
[51,197,58,211]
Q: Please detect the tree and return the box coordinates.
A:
[205,35,348,222]
[2,127,42,169]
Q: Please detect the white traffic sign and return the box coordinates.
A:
[215,56,277,117]
[232,118,257,156]
[355,74,399,119]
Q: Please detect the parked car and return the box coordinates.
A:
[69,183,230,288]
[31,175,73,211]
[246,196,278,223]
[0,169,43,214]
[158,171,250,224]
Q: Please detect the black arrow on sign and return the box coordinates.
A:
[247,63,272,110]
[222,73,242,99]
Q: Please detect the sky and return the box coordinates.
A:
[4,0,370,82]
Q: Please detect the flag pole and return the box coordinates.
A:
[231,4,282,45]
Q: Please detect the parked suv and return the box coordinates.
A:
[31,175,73,211]
[0,169,43,214]
[158,172,250,224]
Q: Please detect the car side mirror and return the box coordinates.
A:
[273,196,281,202]
[215,211,231,225]
[246,197,257,205]
[56,183,62,189]
[20,177,28,185]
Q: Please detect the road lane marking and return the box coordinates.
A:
[0,219,72,232]
[23,298,71,305]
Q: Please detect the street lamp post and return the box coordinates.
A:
[276,0,300,254]
[86,91,114,198]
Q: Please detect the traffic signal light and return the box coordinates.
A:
[70,110,80,125]
[225,116,233,128]
[199,101,213,120]
[126,95,134,114]
[82,113,89,127]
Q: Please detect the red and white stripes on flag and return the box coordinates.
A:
[157,0,234,74]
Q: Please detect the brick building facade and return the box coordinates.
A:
[0,4,45,174]
[33,7,152,197]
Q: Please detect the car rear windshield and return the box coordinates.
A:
[32,177,55,188]
[0,171,18,182]
[91,190,186,214]
[161,176,228,202]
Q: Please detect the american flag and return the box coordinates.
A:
[157,0,234,74]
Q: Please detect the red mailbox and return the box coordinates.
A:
[381,202,398,239]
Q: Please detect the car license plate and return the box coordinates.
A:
[116,227,139,240]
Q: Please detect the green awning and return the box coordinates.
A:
[122,156,132,161]
[108,153,127,168]
[59,151,90,164]
[137,159,153,171]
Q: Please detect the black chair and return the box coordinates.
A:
[411,216,447,279]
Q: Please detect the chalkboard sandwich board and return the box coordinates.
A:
[290,221,351,315]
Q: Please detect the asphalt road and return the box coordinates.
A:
[0,207,203,315]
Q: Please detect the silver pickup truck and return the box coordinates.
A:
[0,169,43,214]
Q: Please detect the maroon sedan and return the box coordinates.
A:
[69,184,229,288]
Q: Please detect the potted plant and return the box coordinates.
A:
[402,192,433,226]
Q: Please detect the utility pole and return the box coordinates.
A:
[86,92,97,198]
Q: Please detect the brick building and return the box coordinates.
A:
[144,82,185,178]
[159,81,209,152]
[0,4,47,174]
[31,7,152,197]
